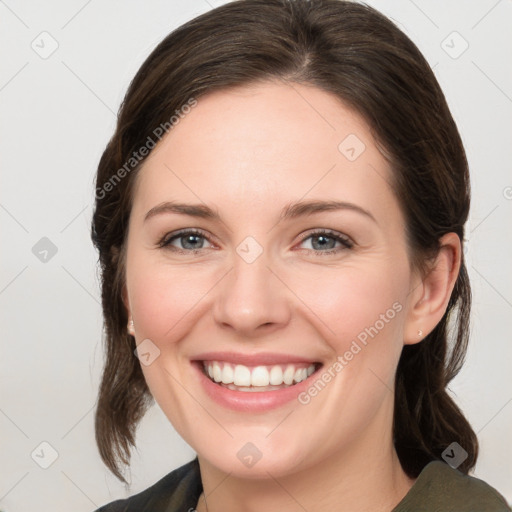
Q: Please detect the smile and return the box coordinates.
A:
[191,351,324,411]
[202,361,318,392]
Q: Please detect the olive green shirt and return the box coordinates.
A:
[95,457,511,511]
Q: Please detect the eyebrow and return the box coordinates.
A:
[144,199,377,224]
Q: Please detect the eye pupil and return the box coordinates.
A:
[183,234,203,249]
[312,234,335,250]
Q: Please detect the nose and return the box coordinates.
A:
[212,249,291,337]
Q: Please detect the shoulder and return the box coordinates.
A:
[93,457,202,512]
[394,460,511,512]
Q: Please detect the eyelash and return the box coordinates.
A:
[157,228,354,256]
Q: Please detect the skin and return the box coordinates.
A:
[123,81,461,512]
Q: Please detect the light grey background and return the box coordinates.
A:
[1,1,511,510]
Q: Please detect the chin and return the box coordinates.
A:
[196,436,314,480]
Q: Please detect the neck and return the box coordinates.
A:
[195,416,415,512]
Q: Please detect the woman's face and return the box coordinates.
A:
[124,81,420,478]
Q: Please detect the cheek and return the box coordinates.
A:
[128,265,208,342]
[126,258,216,426]
[286,261,409,410]
[290,262,407,352]
[288,266,407,433]
[127,256,218,345]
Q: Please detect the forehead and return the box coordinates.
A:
[131,81,399,226]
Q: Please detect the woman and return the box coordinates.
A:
[91,0,510,510]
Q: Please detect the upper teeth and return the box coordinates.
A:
[203,361,316,387]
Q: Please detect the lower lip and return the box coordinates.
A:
[192,361,322,412]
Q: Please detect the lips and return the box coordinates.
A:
[192,355,323,411]
[191,351,323,403]
[192,351,319,367]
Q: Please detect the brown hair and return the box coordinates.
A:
[91,0,477,483]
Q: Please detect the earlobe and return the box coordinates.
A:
[403,233,461,345]
[122,285,136,336]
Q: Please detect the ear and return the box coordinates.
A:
[403,232,461,345]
